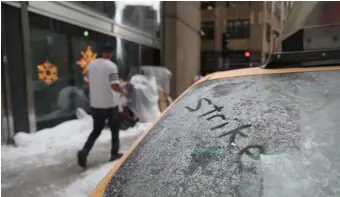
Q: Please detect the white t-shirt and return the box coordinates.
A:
[84,58,120,108]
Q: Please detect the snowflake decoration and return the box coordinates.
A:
[37,60,58,85]
[76,45,97,75]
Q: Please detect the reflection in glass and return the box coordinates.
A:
[73,1,116,18]
[116,1,160,35]
[71,1,161,35]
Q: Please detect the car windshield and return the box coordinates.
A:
[103,70,340,197]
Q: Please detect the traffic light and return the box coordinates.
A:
[245,51,251,63]
[222,33,230,51]
[244,51,251,57]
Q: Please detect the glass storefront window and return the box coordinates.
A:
[116,38,140,80]
[72,1,161,35]
[29,12,117,130]
[30,27,71,125]
[116,1,160,35]
[72,1,116,18]
[201,21,215,40]
[141,45,161,66]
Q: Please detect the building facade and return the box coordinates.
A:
[1,1,161,144]
[200,1,293,72]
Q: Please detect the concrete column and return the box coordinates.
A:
[162,1,201,98]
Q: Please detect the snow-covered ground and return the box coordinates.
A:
[2,111,151,197]
[58,161,118,197]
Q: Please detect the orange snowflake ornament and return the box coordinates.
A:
[37,60,58,85]
[76,45,98,75]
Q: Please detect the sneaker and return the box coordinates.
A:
[109,153,123,162]
[77,151,87,168]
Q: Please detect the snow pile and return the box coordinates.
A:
[2,109,152,197]
[57,161,118,197]
[13,132,33,147]
[3,118,92,161]
[2,110,151,164]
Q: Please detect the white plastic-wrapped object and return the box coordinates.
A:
[140,66,172,95]
[118,94,128,113]
[127,74,161,122]
[117,81,128,113]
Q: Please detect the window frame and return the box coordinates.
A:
[201,21,215,40]
[227,19,250,39]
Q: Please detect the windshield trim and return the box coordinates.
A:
[209,66,340,81]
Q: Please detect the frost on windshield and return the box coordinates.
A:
[103,70,340,197]
[262,96,340,197]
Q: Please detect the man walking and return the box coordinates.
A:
[77,43,128,168]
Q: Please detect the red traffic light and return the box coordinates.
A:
[245,51,251,57]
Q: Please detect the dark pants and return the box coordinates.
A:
[81,107,120,157]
